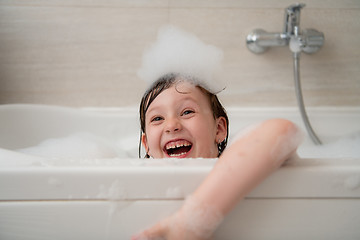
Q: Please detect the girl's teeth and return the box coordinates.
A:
[169,152,187,157]
[165,140,192,157]
[166,141,191,150]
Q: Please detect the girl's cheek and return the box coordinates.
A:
[148,128,162,147]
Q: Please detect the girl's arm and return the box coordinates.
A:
[132,119,303,240]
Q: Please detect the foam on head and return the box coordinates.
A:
[137,25,225,94]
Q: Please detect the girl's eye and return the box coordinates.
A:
[151,116,163,122]
[182,109,194,116]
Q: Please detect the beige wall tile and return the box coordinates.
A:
[0,5,167,106]
[0,1,359,107]
[169,0,360,9]
[0,0,170,8]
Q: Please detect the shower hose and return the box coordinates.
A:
[293,52,322,145]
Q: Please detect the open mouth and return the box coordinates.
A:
[164,140,192,157]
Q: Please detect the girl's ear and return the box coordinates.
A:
[141,133,149,153]
[216,117,227,143]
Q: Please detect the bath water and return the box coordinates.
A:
[7,131,360,161]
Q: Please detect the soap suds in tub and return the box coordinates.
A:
[17,132,118,159]
[298,132,360,158]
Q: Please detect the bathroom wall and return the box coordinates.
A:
[0,0,359,107]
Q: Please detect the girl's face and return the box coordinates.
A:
[142,81,227,158]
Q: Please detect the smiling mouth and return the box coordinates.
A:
[164,140,193,157]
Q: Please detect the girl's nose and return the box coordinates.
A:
[165,117,182,133]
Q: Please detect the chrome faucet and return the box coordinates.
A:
[246,3,324,54]
[246,3,324,145]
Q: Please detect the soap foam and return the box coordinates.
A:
[229,123,360,159]
[270,123,304,166]
[10,129,360,163]
[176,195,223,239]
[137,25,225,93]
[17,132,118,160]
[298,132,360,158]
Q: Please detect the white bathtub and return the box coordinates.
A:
[0,104,359,240]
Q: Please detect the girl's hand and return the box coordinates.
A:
[131,214,204,240]
[131,196,222,240]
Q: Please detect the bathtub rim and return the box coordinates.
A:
[1,156,359,201]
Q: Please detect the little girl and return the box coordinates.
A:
[132,26,303,240]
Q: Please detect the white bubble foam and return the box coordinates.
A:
[298,132,360,158]
[98,180,127,200]
[180,195,223,239]
[137,25,225,93]
[114,134,139,158]
[270,123,304,165]
[0,147,46,167]
[17,132,118,160]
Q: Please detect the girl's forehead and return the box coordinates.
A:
[173,80,197,92]
[147,82,208,112]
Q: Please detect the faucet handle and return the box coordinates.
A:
[301,29,325,54]
[286,3,305,14]
[284,3,306,35]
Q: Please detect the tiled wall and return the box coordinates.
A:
[0,0,359,107]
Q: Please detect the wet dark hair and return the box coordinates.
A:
[139,73,229,158]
